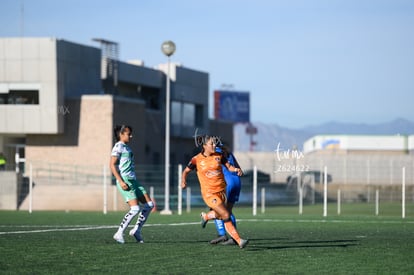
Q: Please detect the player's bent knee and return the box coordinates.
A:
[222,217,231,223]
[130,205,140,215]
[145,201,154,210]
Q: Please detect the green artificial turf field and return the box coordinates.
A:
[1,205,413,274]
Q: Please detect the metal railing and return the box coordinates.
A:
[10,158,413,217]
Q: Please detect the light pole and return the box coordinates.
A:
[160,40,176,215]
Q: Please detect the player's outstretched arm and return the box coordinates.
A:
[225,162,243,176]
[181,167,192,189]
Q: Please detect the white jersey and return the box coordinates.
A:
[111,141,136,179]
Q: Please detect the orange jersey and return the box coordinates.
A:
[187,152,227,195]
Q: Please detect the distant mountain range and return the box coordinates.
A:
[234,118,414,152]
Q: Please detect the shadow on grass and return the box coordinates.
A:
[105,237,359,250]
[109,239,210,245]
[245,238,359,251]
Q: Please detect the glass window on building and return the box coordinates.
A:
[182,103,195,126]
[0,90,39,105]
[171,101,203,128]
[195,104,204,128]
[171,101,181,125]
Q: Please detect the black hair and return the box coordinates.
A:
[195,135,221,146]
[196,135,222,153]
[114,125,132,142]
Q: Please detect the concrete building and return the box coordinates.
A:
[0,37,233,171]
[303,135,414,155]
[233,134,414,186]
[0,37,233,210]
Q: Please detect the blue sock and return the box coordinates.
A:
[215,213,237,236]
[214,219,226,236]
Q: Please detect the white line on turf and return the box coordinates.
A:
[0,222,200,235]
[0,219,413,235]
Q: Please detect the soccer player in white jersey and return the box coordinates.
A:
[110,125,154,244]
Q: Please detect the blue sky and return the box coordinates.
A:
[1,0,413,128]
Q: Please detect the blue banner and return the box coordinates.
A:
[214,90,250,123]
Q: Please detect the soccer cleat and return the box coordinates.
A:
[210,235,228,244]
[132,230,144,243]
[113,232,125,244]
[200,212,208,228]
[239,239,249,249]
[221,238,236,246]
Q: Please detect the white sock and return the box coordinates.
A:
[117,205,139,233]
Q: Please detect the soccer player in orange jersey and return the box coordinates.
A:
[181,135,249,249]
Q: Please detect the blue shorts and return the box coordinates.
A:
[224,174,241,204]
